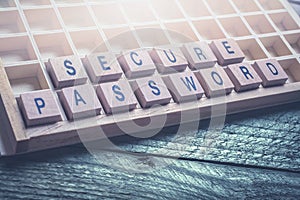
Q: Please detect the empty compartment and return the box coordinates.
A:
[284,33,300,54]
[34,33,73,59]
[269,12,299,31]
[135,25,170,47]
[178,0,211,17]
[5,63,50,95]
[0,11,26,34]
[103,27,140,52]
[0,0,16,7]
[121,0,156,23]
[232,0,261,12]
[236,38,267,61]
[54,0,84,4]
[278,59,300,83]
[260,36,292,57]
[92,3,127,25]
[70,29,107,55]
[193,19,225,40]
[0,36,37,64]
[150,0,184,20]
[205,0,236,15]
[219,17,251,37]
[24,8,62,31]
[165,22,198,43]
[19,0,51,6]
[59,6,95,29]
[245,14,275,34]
[258,0,284,10]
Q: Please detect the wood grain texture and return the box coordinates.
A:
[0,102,299,199]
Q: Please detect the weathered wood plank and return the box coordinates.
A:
[0,145,299,199]
[0,102,299,199]
[96,102,300,171]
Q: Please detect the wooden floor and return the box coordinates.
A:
[0,2,299,199]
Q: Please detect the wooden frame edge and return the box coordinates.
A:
[0,58,28,155]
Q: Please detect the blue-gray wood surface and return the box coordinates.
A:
[2,102,300,199]
[0,2,299,199]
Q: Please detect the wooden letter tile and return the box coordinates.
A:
[163,71,204,103]
[96,80,137,114]
[210,39,245,66]
[195,66,234,98]
[19,90,62,127]
[59,84,102,120]
[84,53,123,83]
[150,46,188,73]
[225,63,262,92]
[252,59,288,87]
[118,49,156,78]
[181,41,217,70]
[131,76,172,108]
[47,56,88,88]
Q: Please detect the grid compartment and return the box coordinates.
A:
[236,39,267,61]
[34,33,73,59]
[245,14,276,34]
[165,22,198,43]
[193,19,225,40]
[260,36,292,57]
[205,0,236,15]
[279,59,300,83]
[178,0,211,18]
[19,0,51,7]
[54,0,84,4]
[135,25,170,47]
[70,29,107,56]
[24,8,62,32]
[103,27,140,52]
[0,36,37,64]
[121,0,156,23]
[92,3,127,25]
[0,10,26,34]
[59,6,95,29]
[0,0,16,8]
[231,0,261,13]
[150,0,184,20]
[5,63,50,95]
[219,17,251,37]
[284,33,300,54]
[258,0,284,10]
[269,12,299,31]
